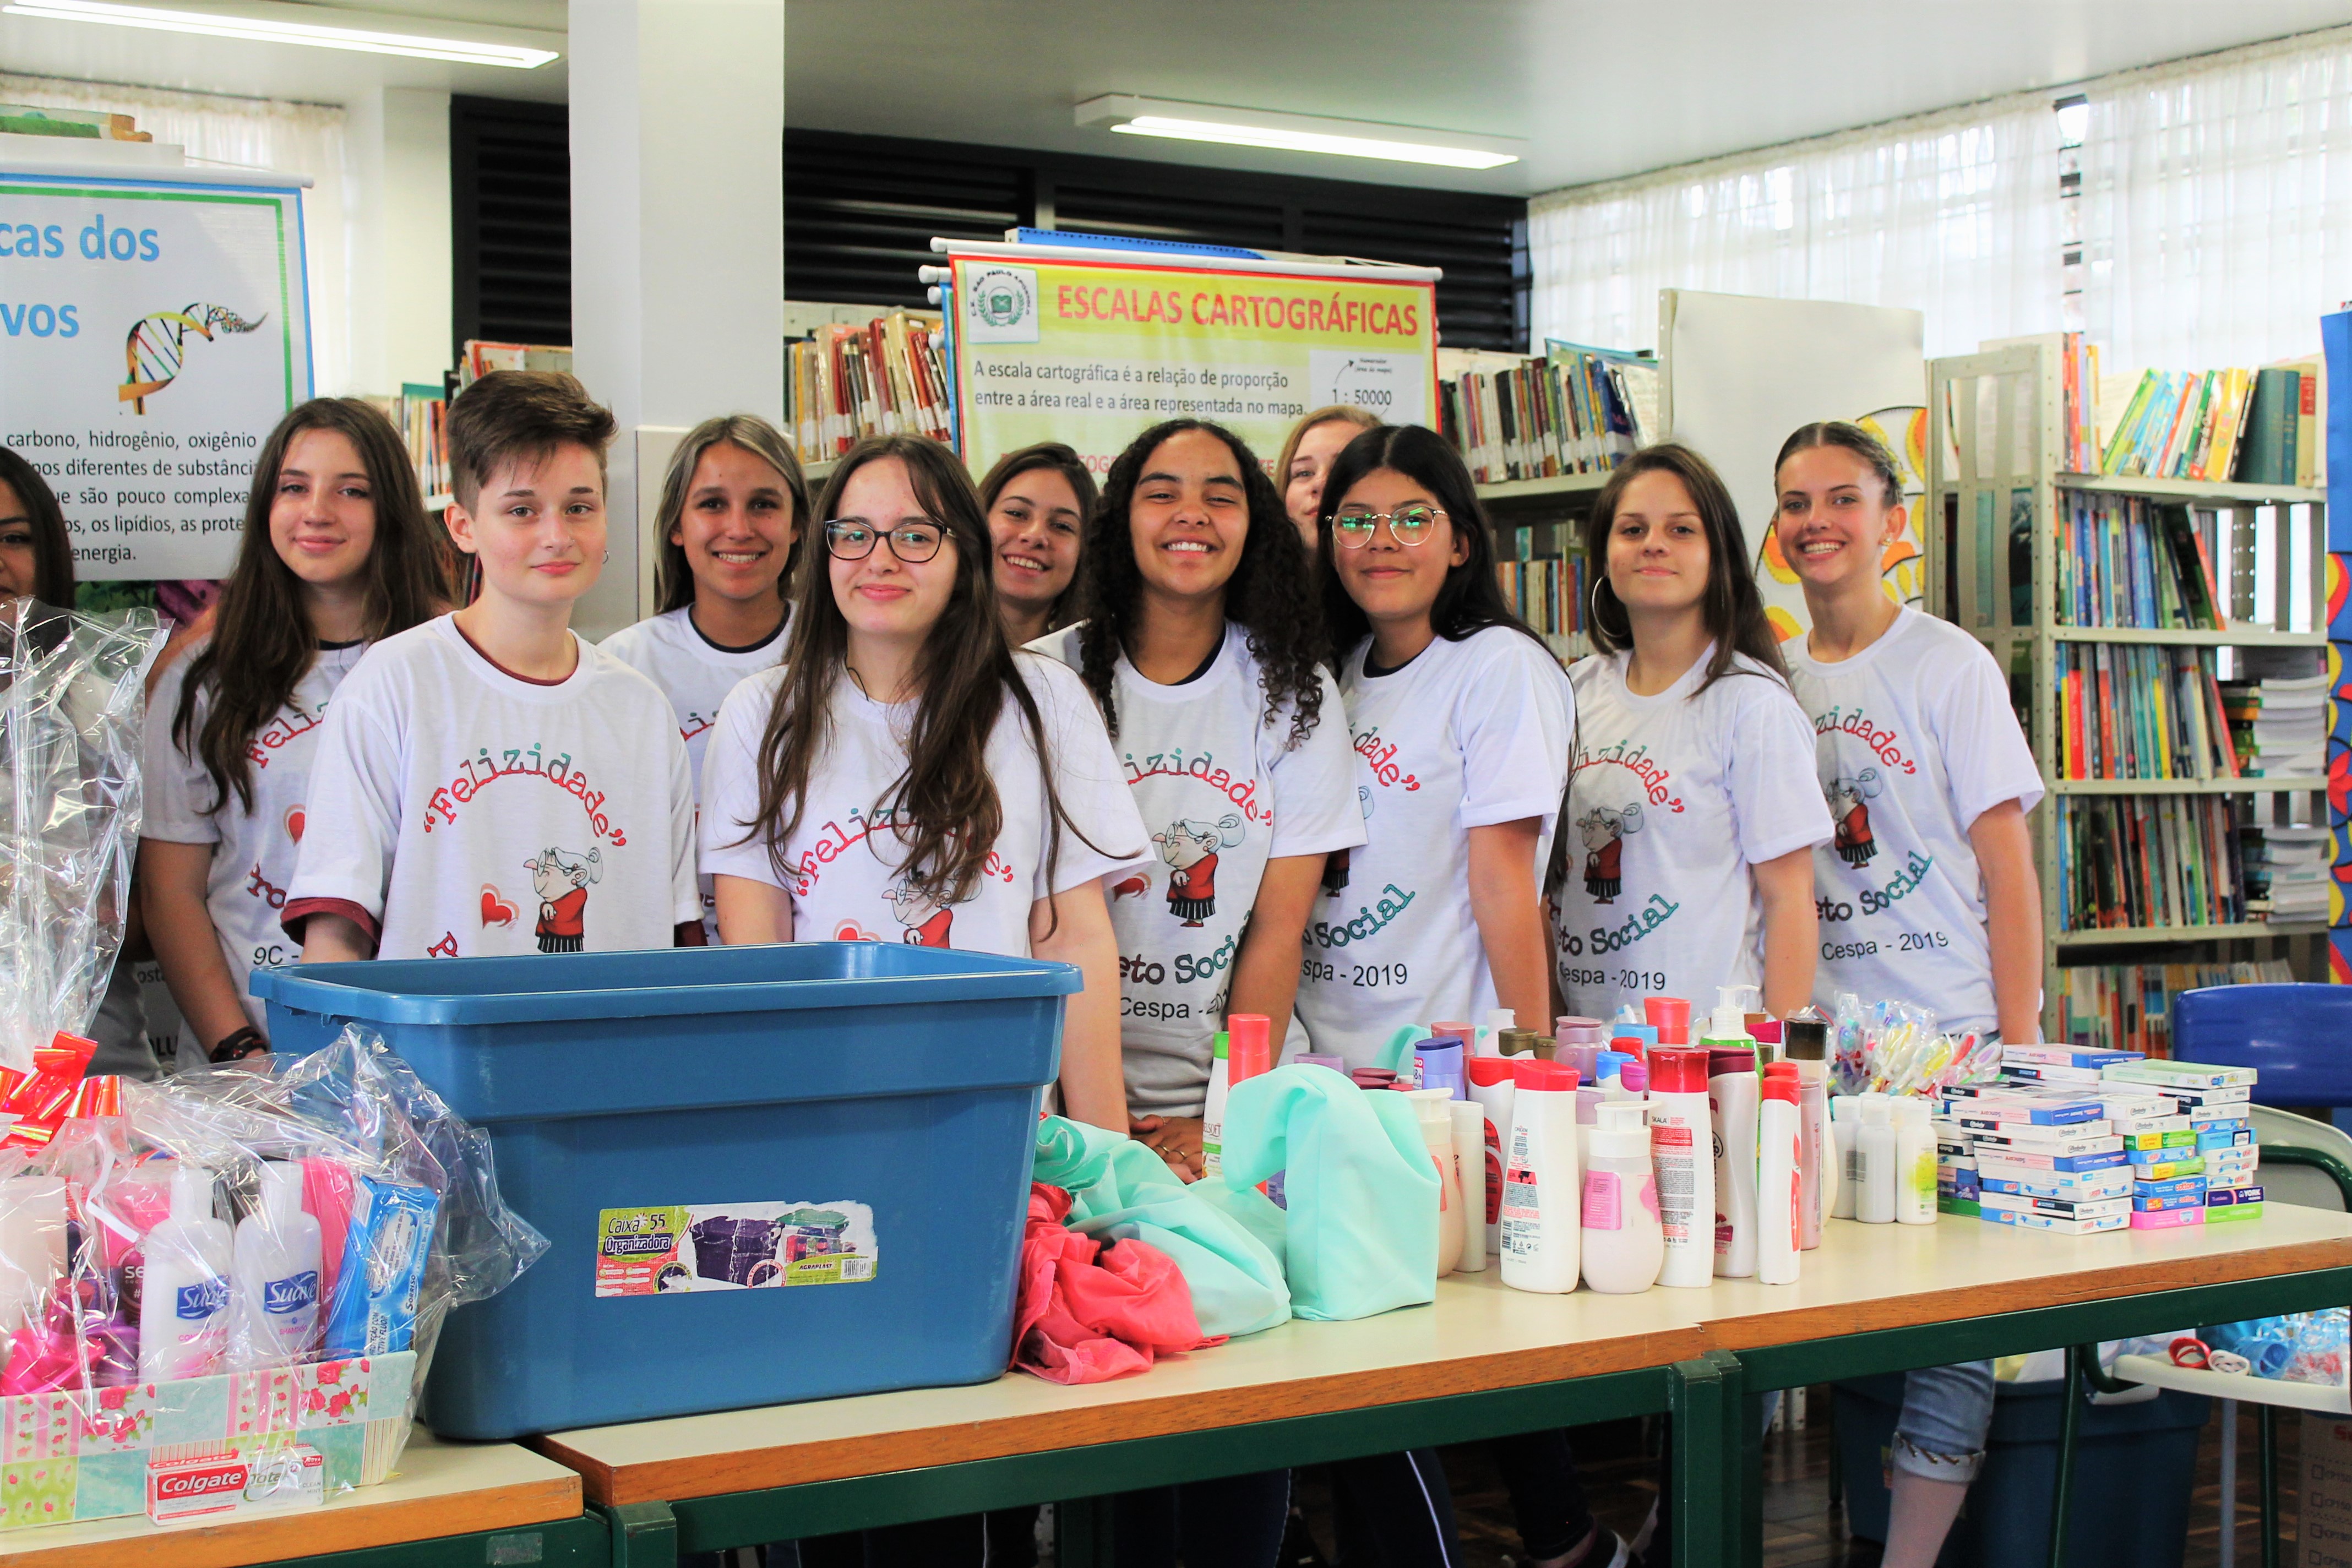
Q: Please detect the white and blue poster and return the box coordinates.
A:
[0,166,312,580]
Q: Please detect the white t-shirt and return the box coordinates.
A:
[142,635,369,1033]
[1785,607,2045,1034]
[600,605,789,937]
[1031,622,1366,1116]
[699,652,1150,957]
[1295,626,1574,1067]
[285,615,701,960]
[1552,646,1833,1019]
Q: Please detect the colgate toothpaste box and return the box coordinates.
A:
[147,1445,324,1526]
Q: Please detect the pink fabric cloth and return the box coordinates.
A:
[1011,1184,1222,1384]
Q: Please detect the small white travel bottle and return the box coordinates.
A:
[1581,1101,1664,1293]
[231,1161,324,1368]
[139,1163,232,1381]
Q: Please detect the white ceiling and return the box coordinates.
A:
[4,0,2350,195]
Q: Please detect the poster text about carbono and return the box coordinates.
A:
[0,427,256,568]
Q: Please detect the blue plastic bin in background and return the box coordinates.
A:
[251,942,1077,1440]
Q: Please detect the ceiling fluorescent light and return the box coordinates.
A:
[1,0,560,68]
[1076,94,1518,171]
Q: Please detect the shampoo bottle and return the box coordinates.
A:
[1416,1036,1468,1099]
[1450,1099,1488,1271]
[1408,1090,1466,1277]
[1757,1069,1802,1285]
[230,1161,323,1369]
[1830,1096,1861,1219]
[1581,1101,1664,1293]
[138,1163,231,1381]
[1705,1012,1760,1279]
[1648,1048,1717,1289]
[1500,1060,1581,1293]
[1200,1032,1232,1179]
[1892,1099,1939,1225]
[1466,1055,1517,1259]
[1856,1095,1897,1224]
[1782,1008,1836,1244]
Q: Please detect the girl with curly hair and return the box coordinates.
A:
[1035,418,1361,1174]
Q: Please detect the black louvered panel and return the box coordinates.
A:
[1051,180,1289,253]
[451,97,570,352]
[1302,200,1523,351]
[787,130,1020,307]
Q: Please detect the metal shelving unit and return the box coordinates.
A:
[1476,472,1604,665]
[1928,336,2329,1039]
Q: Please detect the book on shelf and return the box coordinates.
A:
[2054,959,2294,1054]
[1491,520,1588,645]
[2064,330,2324,484]
[2054,793,2245,933]
[2055,492,2225,630]
[2054,643,2236,782]
[456,341,571,389]
[391,383,448,502]
[2240,824,2329,921]
[787,311,950,460]
[2217,647,2327,778]
[1438,343,1655,485]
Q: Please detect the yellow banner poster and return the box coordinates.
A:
[949,252,1438,480]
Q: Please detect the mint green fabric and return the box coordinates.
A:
[1032,1116,1290,1338]
[1374,1025,1430,1075]
[1218,1065,1438,1321]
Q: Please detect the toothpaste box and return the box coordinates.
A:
[2132,1189,2207,1213]
[2111,1112,2195,1137]
[2125,1152,2206,1179]
[1983,1206,2129,1235]
[2133,1171,2209,1198]
[2120,1129,2200,1152]
[2129,1205,2206,1231]
[2165,1085,2255,1109]
[1980,1190,2131,1219]
[1963,1129,2124,1158]
[2103,1060,2259,1090]
[1980,1169,2135,1200]
[1977,1148,2130,1175]
[148,1446,325,1526]
[1942,1091,2109,1125]
[2002,1064,2112,1087]
[2206,1185,2265,1221]
[2003,1046,2146,1069]
[2197,1125,2257,1150]
[2207,1167,2260,1191]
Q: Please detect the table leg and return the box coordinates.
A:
[1739,1381,1767,1568]
[600,1501,678,1568]
[1056,1493,1117,1568]
[2051,1348,2082,1568]
[2260,1402,2280,1568]
[2222,1399,2239,1568]
[1667,1352,1732,1568]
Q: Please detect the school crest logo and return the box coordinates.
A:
[963,266,1039,343]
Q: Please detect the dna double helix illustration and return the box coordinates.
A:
[119,303,266,412]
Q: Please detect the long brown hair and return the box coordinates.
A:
[1581,442,1787,692]
[739,434,1101,910]
[0,448,75,608]
[653,413,809,614]
[977,442,1097,636]
[174,399,449,813]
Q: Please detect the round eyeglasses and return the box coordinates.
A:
[824,519,945,564]
[1332,503,1445,549]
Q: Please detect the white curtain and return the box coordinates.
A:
[2079,31,2352,369]
[1530,96,2065,361]
[0,73,352,396]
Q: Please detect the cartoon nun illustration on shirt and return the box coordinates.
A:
[1827,769,1883,867]
[525,845,602,953]
[1154,814,1245,927]
[1578,803,1642,905]
[885,874,956,948]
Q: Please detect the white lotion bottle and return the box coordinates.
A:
[1200,1031,1231,1179]
[1830,1097,1861,1219]
[1649,1048,1717,1289]
[1500,1058,1581,1293]
[1450,1099,1489,1272]
[1582,1101,1664,1293]
[1892,1099,1939,1225]
[1707,1043,1760,1279]
[230,1161,323,1368]
[0,1175,67,1338]
[1757,1072,1803,1285]
[1782,1010,1837,1244]
[1408,1090,1466,1278]
[1856,1095,1897,1224]
[139,1163,232,1381]
[1467,1057,1517,1260]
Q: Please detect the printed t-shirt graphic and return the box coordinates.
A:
[601,605,790,938]
[699,651,1150,960]
[143,636,369,1033]
[283,615,701,959]
[1784,606,2044,1034]
[1032,623,1364,1116]
[1295,626,1572,1069]
[1552,646,1832,1021]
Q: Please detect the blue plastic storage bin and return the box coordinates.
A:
[251,941,1077,1439]
[1834,1372,2207,1568]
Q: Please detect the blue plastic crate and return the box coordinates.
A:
[252,941,1077,1439]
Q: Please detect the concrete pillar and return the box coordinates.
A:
[567,0,785,639]
[345,86,453,397]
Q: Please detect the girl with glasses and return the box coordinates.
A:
[601,415,807,940]
[700,434,1148,1131]
[1551,443,1830,1026]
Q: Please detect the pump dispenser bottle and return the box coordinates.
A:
[1648,1048,1717,1288]
[1704,990,1761,1278]
[1500,1060,1581,1293]
[1781,1006,1836,1243]
[231,1161,322,1368]
[1581,1101,1664,1292]
[139,1164,231,1381]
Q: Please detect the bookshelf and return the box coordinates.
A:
[1478,475,1598,664]
[1929,336,2329,1042]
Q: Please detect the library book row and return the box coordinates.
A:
[2052,644,2324,783]
[2061,331,2323,487]
[2054,794,2330,934]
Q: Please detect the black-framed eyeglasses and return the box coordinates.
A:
[824,519,945,563]
[1332,503,1445,549]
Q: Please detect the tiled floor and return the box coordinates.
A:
[1289,1391,2297,1567]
